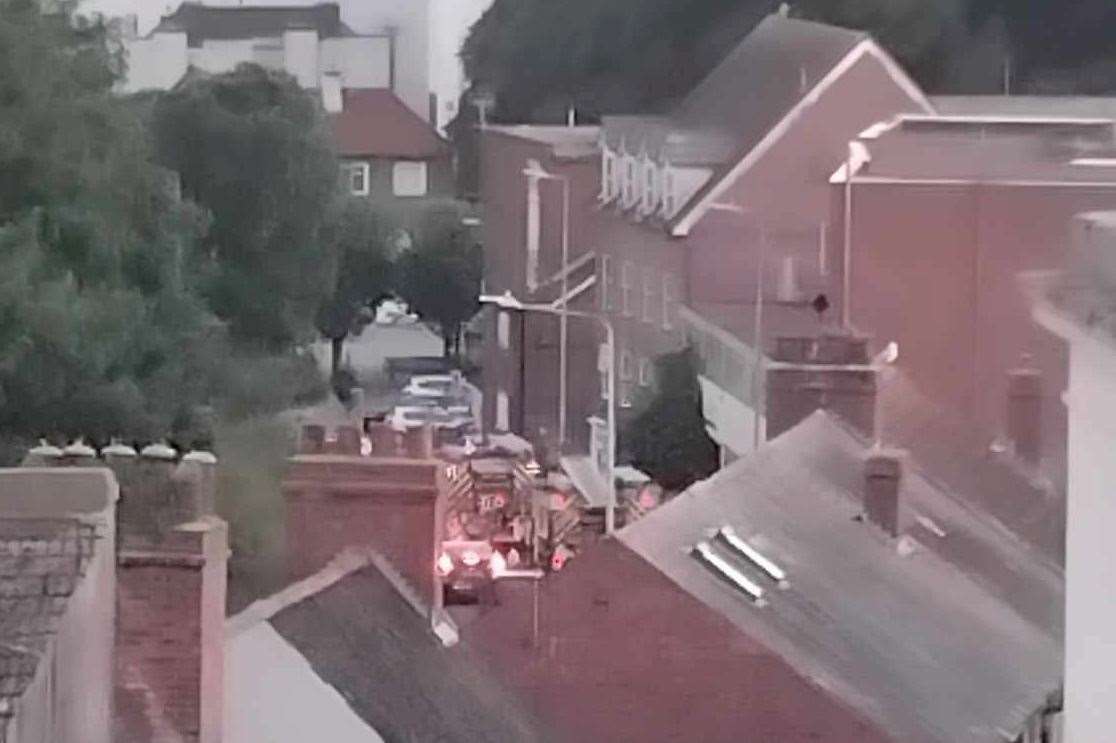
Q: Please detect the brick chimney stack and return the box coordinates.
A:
[1006,367,1043,466]
[19,439,228,742]
[765,333,878,440]
[864,451,906,538]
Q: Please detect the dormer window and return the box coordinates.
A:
[661,163,677,218]
[622,155,636,208]
[641,158,658,216]
[600,146,617,203]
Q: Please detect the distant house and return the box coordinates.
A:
[114,0,492,133]
[117,2,423,120]
[329,88,454,209]
[464,411,1064,743]
[1028,211,1116,743]
[479,13,933,465]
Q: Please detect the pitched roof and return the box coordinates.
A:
[152,2,355,47]
[675,15,866,139]
[620,412,1062,743]
[664,14,932,235]
[877,369,1065,568]
[331,89,447,159]
[0,518,97,714]
[268,563,546,743]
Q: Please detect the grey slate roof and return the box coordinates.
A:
[675,15,865,146]
[602,15,866,170]
[152,2,355,47]
[0,518,95,715]
[618,412,1062,743]
[271,564,547,743]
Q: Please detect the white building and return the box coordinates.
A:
[112,1,492,132]
[1029,211,1116,743]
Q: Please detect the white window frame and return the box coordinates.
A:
[392,160,428,197]
[661,163,676,218]
[641,158,657,215]
[347,161,370,196]
[496,390,510,432]
[662,275,676,330]
[497,311,511,351]
[620,261,634,316]
[638,357,653,387]
[600,146,616,203]
[599,254,612,311]
[642,268,656,323]
[526,170,541,291]
[622,155,636,208]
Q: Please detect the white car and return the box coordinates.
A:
[375,299,419,325]
[402,374,461,399]
[387,405,473,433]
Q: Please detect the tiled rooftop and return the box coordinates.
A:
[0,518,96,717]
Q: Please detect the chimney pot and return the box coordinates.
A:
[864,450,906,538]
[336,426,362,456]
[300,425,326,454]
[141,441,178,461]
[403,425,434,460]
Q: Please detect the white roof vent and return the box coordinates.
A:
[717,526,788,587]
[692,542,765,603]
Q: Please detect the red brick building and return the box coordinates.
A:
[479,14,933,465]
[832,113,1116,486]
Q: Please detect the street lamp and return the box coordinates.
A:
[523,159,571,450]
[481,291,617,535]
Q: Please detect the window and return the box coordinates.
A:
[622,156,636,207]
[638,357,653,387]
[600,147,616,202]
[526,171,541,291]
[497,311,510,351]
[496,390,510,432]
[347,162,370,196]
[599,254,612,311]
[598,343,611,400]
[620,349,634,381]
[642,160,657,215]
[620,261,634,316]
[392,161,428,197]
[619,382,634,409]
[661,165,676,218]
[662,275,676,330]
[642,268,656,323]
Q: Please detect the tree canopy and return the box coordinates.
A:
[0,1,325,458]
[626,347,720,493]
[394,204,483,357]
[151,64,341,349]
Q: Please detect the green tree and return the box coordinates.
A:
[626,347,719,492]
[315,198,393,376]
[0,0,218,447]
[151,64,341,350]
[395,205,482,357]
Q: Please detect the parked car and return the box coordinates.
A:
[402,374,462,399]
[375,299,419,325]
[387,405,474,434]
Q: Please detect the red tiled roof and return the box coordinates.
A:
[331,89,447,160]
[462,541,891,743]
